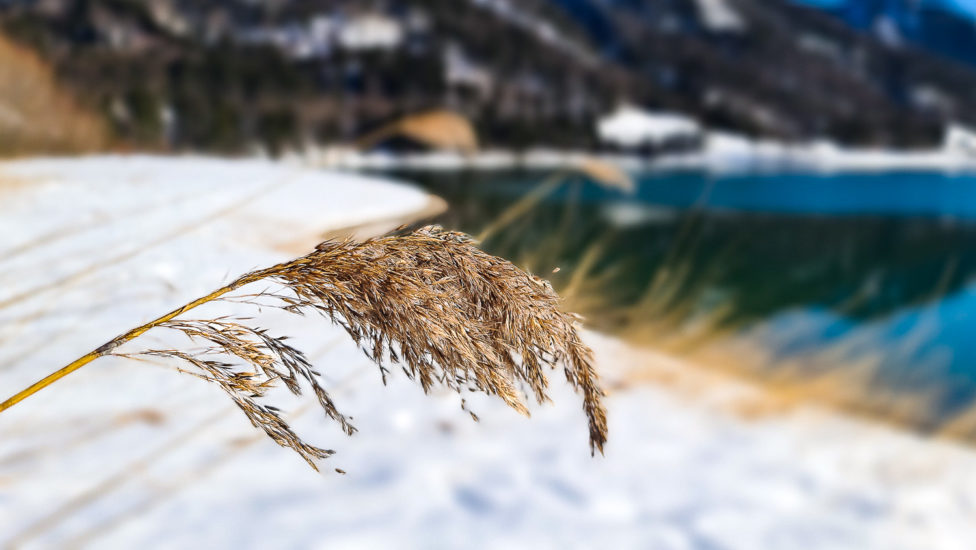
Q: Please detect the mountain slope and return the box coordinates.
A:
[544,0,976,145]
[2,0,976,152]
[791,0,976,66]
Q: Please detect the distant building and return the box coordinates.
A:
[596,105,702,154]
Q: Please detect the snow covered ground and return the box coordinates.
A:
[1,155,976,549]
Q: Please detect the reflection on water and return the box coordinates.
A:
[384,169,976,434]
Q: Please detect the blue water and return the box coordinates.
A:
[631,172,976,218]
[395,169,976,429]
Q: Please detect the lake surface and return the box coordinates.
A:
[384,169,976,431]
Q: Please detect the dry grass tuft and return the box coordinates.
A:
[576,157,635,194]
[1,226,607,469]
[355,109,479,154]
[0,33,106,155]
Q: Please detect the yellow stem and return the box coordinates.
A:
[476,171,568,243]
[353,121,399,152]
[0,267,279,414]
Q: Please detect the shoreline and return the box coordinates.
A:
[295,135,976,176]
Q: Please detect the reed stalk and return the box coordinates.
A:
[0,266,276,414]
[478,160,634,244]
[0,226,608,469]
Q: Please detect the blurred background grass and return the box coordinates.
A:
[0,32,105,155]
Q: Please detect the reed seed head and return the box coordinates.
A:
[392,110,479,154]
[126,225,608,469]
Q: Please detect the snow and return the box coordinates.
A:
[596,105,702,148]
[309,130,976,177]
[298,112,976,176]
[444,43,495,97]
[944,123,976,157]
[337,14,404,51]
[694,0,747,32]
[466,0,597,65]
[2,155,976,548]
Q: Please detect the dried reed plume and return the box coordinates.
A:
[576,157,635,194]
[355,110,479,154]
[0,226,607,469]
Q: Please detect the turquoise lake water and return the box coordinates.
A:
[388,169,976,428]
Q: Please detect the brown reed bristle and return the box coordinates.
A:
[115,225,607,469]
